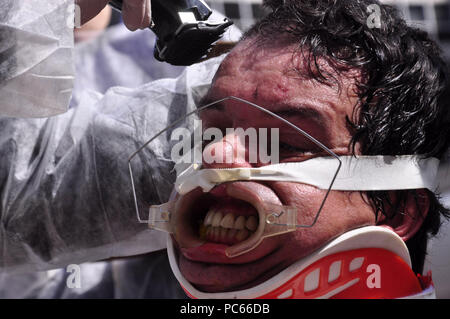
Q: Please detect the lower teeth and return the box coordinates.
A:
[200,225,251,244]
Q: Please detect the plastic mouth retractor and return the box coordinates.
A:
[149,200,298,258]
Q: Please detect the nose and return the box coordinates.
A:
[202,132,253,169]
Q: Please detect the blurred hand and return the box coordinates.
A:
[74,6,112,42]
[76,0,152,31]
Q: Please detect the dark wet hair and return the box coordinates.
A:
[244,0,450,274]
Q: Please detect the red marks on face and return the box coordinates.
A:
[277,83,289,94]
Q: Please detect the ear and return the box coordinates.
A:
[376,190,430,241]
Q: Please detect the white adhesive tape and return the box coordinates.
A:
[175,155,448,195]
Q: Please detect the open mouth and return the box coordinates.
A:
[172,181,289,264]
[172,181,290,292]
[173,184,261,252]
[199,197,259,245]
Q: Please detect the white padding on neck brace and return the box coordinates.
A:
[175,155,448,195]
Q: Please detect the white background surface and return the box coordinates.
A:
[425,219,450,298]
[424,190,450,298]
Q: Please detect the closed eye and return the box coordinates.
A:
[279,142,309,154]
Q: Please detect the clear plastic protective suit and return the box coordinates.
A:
[128,97,342,258]
[71,9,242,107]
[0,51,226,274]
[0,0,74,117]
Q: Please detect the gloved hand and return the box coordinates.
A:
[76,0,152,31]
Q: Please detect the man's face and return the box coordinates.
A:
[174,38,377,292]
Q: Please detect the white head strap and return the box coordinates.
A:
[175,155,449,195]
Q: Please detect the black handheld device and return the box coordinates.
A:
[109,0,233,66]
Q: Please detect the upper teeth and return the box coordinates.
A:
[204,209,258,232]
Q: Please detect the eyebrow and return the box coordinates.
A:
[273,105,327,125]
[198,96,328,126]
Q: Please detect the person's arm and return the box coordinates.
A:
[0,86,174,273]
[76,0,152,31]
[0,52,225,274]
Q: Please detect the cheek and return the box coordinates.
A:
[269,182,376,262]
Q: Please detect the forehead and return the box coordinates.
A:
[205,38,360,119]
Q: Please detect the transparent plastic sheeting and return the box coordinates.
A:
[70,9,242,107]
[0,0,74,117]
[128,97,341,257]
[0,54,226,274]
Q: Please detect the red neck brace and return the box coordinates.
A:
[167,226,433,299]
